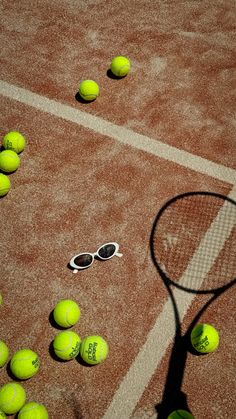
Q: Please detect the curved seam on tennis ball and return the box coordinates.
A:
[11,355,36,365]
[0,342,8,365]
[99,344,104,362]
[1,152,19,160]
[0,152,20,172]
[98,340,106,362]
[54,339,73,352]
[20,403,45,413]
[118,65,130,75]
[82,94,97,100]
[65,307,76,326]
[1,385,17,408]
[0,175,11,195]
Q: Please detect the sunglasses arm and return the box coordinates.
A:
[116,252,123,258]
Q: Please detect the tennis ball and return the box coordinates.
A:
[2,131,25,154]
[18,401,48,419]
[0,150,20,173]
[10,349,40,379]
[0,410,6,418]
[0,382,26,415]
[0,294,3,305]
[167,410,195,419]
[190,323,219,353]
[0,340,9,367]
[79,335,109,365]
[0,174,11,197]
[53,299,81,328]
[110,56,131,77]
[79,80,99,101]
[53,330,81,361]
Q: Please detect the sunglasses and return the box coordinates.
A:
[69,242,123,273]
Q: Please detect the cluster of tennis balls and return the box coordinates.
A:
[0,298,108,417]
[78,55,131,102]
[1,58,219,419]
[0,344,46,418]
[166,323,219,419]
[0,131,26,198]
[52,299,109,365]
[0,294,45,417]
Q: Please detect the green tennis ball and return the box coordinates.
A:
[190,323,219,353]
[0,382,26,415]
[167,410,195,419]
[18,401,48,419]
[0,150,20,173]
[0,340,9,367]
[53,330,81,361]
[0,294,3,305]
[79,80,99,101]
[53,299,81,328]
[79,335,109,365]
[2,131,26,154]
[110,56,131,77]
[10,349,40,379]
[0,174,11,197]
[0,410,6,418]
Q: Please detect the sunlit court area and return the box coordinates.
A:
[0,1,235,418]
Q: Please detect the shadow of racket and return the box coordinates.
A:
[150,191,236,418]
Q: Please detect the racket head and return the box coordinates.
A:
[150,191,236,293]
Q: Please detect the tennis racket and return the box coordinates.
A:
[150,191,236,418]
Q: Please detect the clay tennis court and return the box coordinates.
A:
[0,1,236,418]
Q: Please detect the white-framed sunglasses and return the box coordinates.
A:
[69,242,123,273]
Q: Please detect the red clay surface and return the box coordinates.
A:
[1,1,236,168]
[0,1,235,419]
[134,227,236,418]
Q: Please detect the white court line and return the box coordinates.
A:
[0,80,235,185]
[102,185,236,419]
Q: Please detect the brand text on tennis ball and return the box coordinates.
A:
[10,349,40,379]
[53,330,81,361]
[80,335,109,365]
[3,131,26,154]
[87,342,98,363]
[190,323,219,353]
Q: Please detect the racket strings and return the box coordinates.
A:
[154,195,236,291]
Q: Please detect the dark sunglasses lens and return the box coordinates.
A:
[73,254,93,268]
[98,244,116,259]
